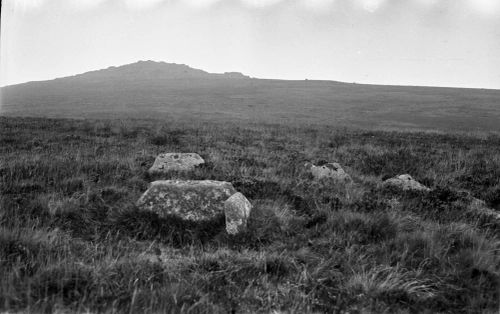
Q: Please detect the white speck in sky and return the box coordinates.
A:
[67,0,108,10]
[239,0,285,8]
[7,0,44,12]
[358,0,387,12]
[124,0,165,10]
[301,0,336,12]
[467,0,500,15]
[182,0,222,9]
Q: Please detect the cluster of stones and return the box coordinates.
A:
[304,162,497,221]
[138,153,251,235]
[139,154,498,235]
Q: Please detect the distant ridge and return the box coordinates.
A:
[3,60,247,87]
[2,60,500,132]
[64,60,251,82]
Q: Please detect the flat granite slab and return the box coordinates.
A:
[137,180,237,221]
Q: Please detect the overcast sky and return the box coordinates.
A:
[1,0,499,88]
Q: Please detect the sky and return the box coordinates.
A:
[1,0,500,89]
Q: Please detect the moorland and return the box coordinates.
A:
[1,116,499,313]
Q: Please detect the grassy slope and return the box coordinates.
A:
[3,78,500,132]
[0,116,499,313]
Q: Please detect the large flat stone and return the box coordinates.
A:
[136,180,237,221]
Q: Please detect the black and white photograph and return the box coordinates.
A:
[1,0,499,312]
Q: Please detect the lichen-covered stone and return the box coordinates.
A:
[148,153,204,173]
[224,192,252,235]
[383,174,430,192]
[305,162,352,182]
[136,180,236,221]
[469,197,500,221]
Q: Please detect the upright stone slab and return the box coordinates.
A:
[224,192,252,235]
[137,180,236,221]
[148,153,204,173]
[383,174,430,192]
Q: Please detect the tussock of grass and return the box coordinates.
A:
[0,116,498,313]
[346,265,438,301]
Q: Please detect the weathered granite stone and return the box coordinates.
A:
[136,180,236,221]
[224,192,252,235]
[469,197,500,221]
[148,153,204,173]
[383,174,430,192]
[305,162,352,182]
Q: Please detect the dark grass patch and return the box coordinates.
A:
[328,212,399,245]
[98,186,130,204]
[126,176,149,191]
[232,178,315,215]
[232,178,282,199]
[1,181,46,195]
[353,189,393,212]
[260,255,293,278]
[400,187,473,224]
[147,130,186,146]
[28,265,94,308]
[6,260,174,313]
[282,190,315,216]
[384,233,440,270]
[3,196,52,223]
[299,269,355,313]
[233,156,268,168]
[304,212,328,229]
[79,161,133,183]
[342,146,432,178]
[430,255,500,313]
[219,205,283,250]
[58,177,85,196]
[0,232,53,276]
[182,254,296,312]
[51,210,101,240]
[484,185,500,210]
[457,155,500,188]
[0,136,22,146]
[109,207,226,247]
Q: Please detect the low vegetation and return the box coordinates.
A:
[1,116,499,313]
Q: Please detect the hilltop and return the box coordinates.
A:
[2,61,500,132]
[58,60,251,82]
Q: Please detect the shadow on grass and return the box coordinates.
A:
[109,207,226,247]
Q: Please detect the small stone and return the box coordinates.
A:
[305,161,352,182]
[469,197,500,221]
[383,174,430,191]
[148,153,204,173]
[224,192,252,235]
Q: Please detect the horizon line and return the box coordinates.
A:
[1,59,499,91]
